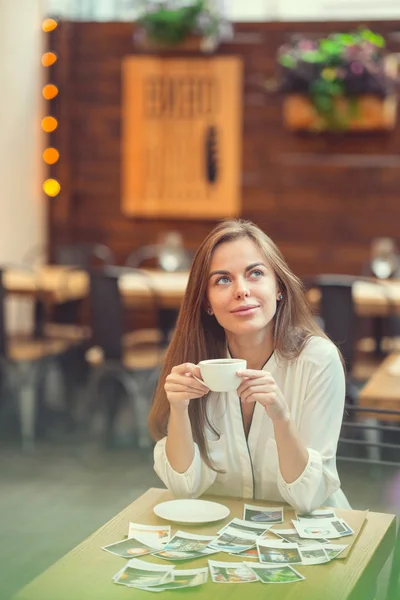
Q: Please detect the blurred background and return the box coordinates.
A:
[1,0,400,598]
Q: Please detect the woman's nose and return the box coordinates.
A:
[234,279,250,299]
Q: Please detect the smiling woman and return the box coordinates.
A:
[148,219,350,513]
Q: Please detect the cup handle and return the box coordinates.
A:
[192,374,206,385]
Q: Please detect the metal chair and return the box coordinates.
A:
[85,266,163,448]
[304,274,363,403]
[55,242,115,269]
[125,235,192,346]
[0,268,79,449]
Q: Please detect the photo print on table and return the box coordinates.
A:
[136,568,208,591]
[230,547,260,559]
[292,519,342,539]
[113,558,174,588]
[128,522,171,544]
[102,537,155,558]
[295,509,337,521]
[298,545,330,565]
[218,517,272,537]
[163,531,216,553]
[209,527,257,554]
[323,545,348,560]
[247,563,305,584]
[208,560,258,584]
[257,540,302,565]
[154,547,218,561]
[243,504,284,524]
[271,528,328,547]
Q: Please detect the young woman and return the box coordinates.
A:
[148,219,350,513]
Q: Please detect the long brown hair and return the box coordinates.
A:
[148,219,330,468]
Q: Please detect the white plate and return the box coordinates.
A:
[154,499,230,525]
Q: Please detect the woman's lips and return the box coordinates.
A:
[231,305,259,315]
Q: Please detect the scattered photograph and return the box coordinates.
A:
[138,568,208,591]
[296,509,337,521]
[208,560,258,583]
[218,518,272,537]
[298,545,330,565]
[113,558,174,588]
[209,527,257,553]
[243,504,284,524]
[323,544,348,560]
[154,547,217,561]
[102,537,154,558]
[292,519,341,539]
[128,522,171,544]
[257,540,302,565]
[230,547,260,559]
[247,563,305,584]
[272,528,328,547]
[163,531,215,553]
[335,519,354,537]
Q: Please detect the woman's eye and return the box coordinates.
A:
[249,269,264,278]
[215,276,230,285]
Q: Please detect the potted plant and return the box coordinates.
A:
[135,0,232,53]
[277,29,398,132]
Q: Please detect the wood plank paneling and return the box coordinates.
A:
[47,20,400,275]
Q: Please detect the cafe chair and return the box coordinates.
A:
[0,268,81,449]
[304,274,364,403]
[125,233,191,346]
[339,404,400,465]
[84,266,164,449]
[361,238,400,356]
[55,242,115,269]
[305,275,398,465]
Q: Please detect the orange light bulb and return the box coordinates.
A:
[41,52,57,67]
[42,84,59,100]
[41,116,58,132]
[43,148,60,165]
[43,179,61,197]
[42,19,58,33]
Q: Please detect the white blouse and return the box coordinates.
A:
[153,336,351,514]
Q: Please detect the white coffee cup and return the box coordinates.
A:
[196,358,247,392]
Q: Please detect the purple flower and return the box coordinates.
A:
[350,61,364,75]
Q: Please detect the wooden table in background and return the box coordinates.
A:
[3,266,188,310]
[307,279,400,317]
[5,267,400,317]
[358,353,400,421]
[12,488,398,600]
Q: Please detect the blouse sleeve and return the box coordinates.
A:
[153,437,218,499]
[276,343,346,513]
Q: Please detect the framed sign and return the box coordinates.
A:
[122,56,243,219]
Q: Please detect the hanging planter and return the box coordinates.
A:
[277,29,398,132]
[134,0,232,54]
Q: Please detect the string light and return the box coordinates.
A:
[41,116,58,132]
[42,18,58,33]
[42,18,60,200]
[43,179,61,197]
[42,84,59,100]
[41,52,57,67]
[43,148,60,165]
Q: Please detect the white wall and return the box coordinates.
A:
[277,0,400,20]
[0,0,45,265]
[0,0,45,332]
[46,0,400,21]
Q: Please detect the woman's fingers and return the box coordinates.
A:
[238,379,276,398]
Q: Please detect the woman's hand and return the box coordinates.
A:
[237,369,290,422]
[164,363,210,410]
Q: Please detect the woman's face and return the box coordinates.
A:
[206,238,280,339]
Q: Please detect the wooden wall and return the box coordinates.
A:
[47,21,400,277]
